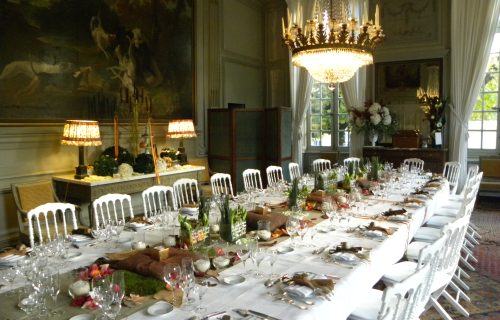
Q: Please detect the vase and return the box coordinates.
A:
[369,131,378,146]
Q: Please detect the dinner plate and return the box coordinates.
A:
[364,230,385,238]
[0,254,26,265]
[70,235,94,243]
[387,215,408,221]
[277,246,294,254]
[127,222,148,230]
[282,284,314,298]
[331,252,360,264]
[63,251,83,260]
[147,301,173,317]
[317,225,333,233]
[117,235,134,243]
[222,275,245,285]
[69,314,95,320]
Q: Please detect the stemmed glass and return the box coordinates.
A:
[236,242,250,275]
[163,264,181,306]
[296,218,309,246]
[47,270,61,315]
[194,281,209,314]
[1,267,18,296]
[181,258,196,308]
[286,217,300,247]
[252,248,267,278]
[106,271,125,320]
[268,250,279,277]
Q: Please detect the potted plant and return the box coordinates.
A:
[218,195,247,243]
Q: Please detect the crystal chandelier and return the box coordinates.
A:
[417,65,440,112]
[283,0,385,89]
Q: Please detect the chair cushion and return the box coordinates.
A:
[425,216,454,228]
[405,241,429,261]
[412,227,441,243]
[17,181,56,212]
[382,261,418,285]
[348,289,383,320]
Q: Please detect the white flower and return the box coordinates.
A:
[370,113,381,125]
[368,103,382,115]
[355,117,365,127]
[382,106,390,116]
[382,114,392,125]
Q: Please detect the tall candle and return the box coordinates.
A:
[282,17,286,37]
[375,4,380,27]
[363,0,368,24]
[113,113,119,160]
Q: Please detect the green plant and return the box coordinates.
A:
[288,178,299,208]
[369,156,380,181]
[134,153,154,173]
[218,195,247,225]
[314,172,325,191]
[93,154,118,176]
[101,146,134,166]
[198,197,209,226]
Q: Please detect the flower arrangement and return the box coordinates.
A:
[349,101,397,136]
[70,263,115,309]
[421,98,447,134]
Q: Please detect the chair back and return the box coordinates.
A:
[266,165,284,187]
[173,178,200,207]
[378,262,430,320]
[343,157,360,170]
[242,169,263,191]
[403,158,425,172]
[442,161,461,195]
[142,185,178,218]
[289,162,301,181]
[92,193,134,228]
[27,202,77,248]
[312,159,331,173]
[210,173,234,197]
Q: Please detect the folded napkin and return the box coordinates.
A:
[364,222,394,235]
[329,242,362,254]
[404,197,426,204]
[289,273,334,296]
[283,284,314,299]
[128,216,153,225]
[381,208,407,217]
[247,211,288,231]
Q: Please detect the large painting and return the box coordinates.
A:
[0,0,194,122]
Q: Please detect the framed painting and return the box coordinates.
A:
[375,59,442,105]
[0,0,194,122]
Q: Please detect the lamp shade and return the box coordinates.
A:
[166,119,197,139]
[61,120,102,146]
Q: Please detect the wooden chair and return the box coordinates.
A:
[266,165,284,187]
[442,161,461,195]
[403,158,425,172]
[26,202,78,248]
[92,193,134,229]
[289,162,301,181]
[242,168,263,191]
[312,159,331,173]
[173,178,200,207]
[142,186,178,218]
[210,173,234,197]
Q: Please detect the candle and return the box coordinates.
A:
[282,17,286,37]
[375,4,380,27]
[363,0,368,24]
[114,113,119,160]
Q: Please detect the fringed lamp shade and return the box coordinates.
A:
[166,119,197,165]
[61,120,102,179]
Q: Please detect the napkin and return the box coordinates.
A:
[381,209,407,217]
[333,252,358,262]
[246,211,288,231]
[330,242,362,254]
[0,247,27,258]
[364,222,394,235]
[290,273,334,296]
[283,285,314,298]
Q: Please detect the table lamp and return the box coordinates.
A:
[166,119,197,165]
[61,120,102,179]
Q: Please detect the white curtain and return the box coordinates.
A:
[286,0,315,170]
[341,67,367,158]
[449,0,500,190]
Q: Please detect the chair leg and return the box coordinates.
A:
[461,245,479,264]
[452,273,470,292]
[460,254,476,272]
[441,287,470,317]
[465,232,480,246]
[429,296,454,320]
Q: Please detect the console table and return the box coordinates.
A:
[53,165,205,226]
[363,147,448,173]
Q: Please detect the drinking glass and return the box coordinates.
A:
[286,217,300,247]
[111,271,126,302]
[163,264,181,306]
[236,242,250,275]
[195,282,208,314]
[1,267,18,296]
[297,218,309,246]
[47,270,60,315]
[268,249,279,277]
[253,248,267,278]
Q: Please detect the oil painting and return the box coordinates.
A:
[0,0,194,122]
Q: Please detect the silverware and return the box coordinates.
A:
[273,296,308,310]
[201,310,226,320]
[234,309,281,320]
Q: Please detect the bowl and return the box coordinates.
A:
[222,275,245,285]
[68,280,90,298]
[147,301,173,316]
[194,259,211,273]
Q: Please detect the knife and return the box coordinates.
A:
[200,310,226,320]
[248,310,281,320]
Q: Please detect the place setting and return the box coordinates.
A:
[320,242,371,268]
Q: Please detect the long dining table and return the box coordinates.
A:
[0,173,449,320]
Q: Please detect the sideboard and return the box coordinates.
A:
[363,147,448,173]
[53,165,204,226]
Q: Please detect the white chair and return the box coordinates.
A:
[344,157,360,170]
[266,165,284,187]
[242,168,263,191]
[312,159,331,173]
[443,161,461,195]
[27,202,78,248]
[289,162,301,181]
[92,193,134,229]
[173,178,200,207]
[210,173,234,197]
[348,261,430,320]
[403,158,425,172]
[142,186,178,218]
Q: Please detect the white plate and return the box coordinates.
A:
[0,254,25,265]
[277,246,294,254]
[69,314,95,320]
[332,252,360,263]
[317,225,332,233]
[70,235,93,243]
[404,202,423,209]
[364,230,385,238]
[387,215,408,221]
[63,251,82,260]
[127,222,148,230]
[147,301,173,317]
[117,235,134,243]
[222,275,245,285]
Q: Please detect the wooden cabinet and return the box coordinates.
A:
[208,108,292,191]
[363,147,448,173]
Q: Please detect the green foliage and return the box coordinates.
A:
[288,178,299,208]
[348,162,354,176]
[369,157,380,181]
[343,174,352,192]
[101,146,134,166]
[178,215,192,233]
[159,148,179,160]
[218,195,247,225]
[123,270,165,296]
[93,154,118,176]
[198,197,209,226]
[314,172,325,191]
[134,153,155,173]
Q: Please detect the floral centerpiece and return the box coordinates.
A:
[218,195,247,242]
[160,147,180,167]
[420,98,447,146]
[69,263,114,309]
[349,101,397,146]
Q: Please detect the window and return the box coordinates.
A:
[308,82,350,149]
[468,32,500,152]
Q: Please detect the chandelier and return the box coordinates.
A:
[283,0,385,89]
[417,65,440,113]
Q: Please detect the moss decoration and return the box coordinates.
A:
[123,270,165,296]
[314,172,325,191]
[369,156,380,181]
[102,146,135,166]
[134,153,155,173]
[93,154,118,176]
[288,178,299,208]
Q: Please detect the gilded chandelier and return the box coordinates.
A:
[283,0,385,89]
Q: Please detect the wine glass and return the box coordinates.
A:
[236,242,250,275]
[195,281,209,314]
[268,249,279,277]
[1,267,18,296]
[296,218,309,246]
[163,264,181,306]
[253,248,267,278]
[111,271,126,302]
[286,217,300,247]
[47,270,61,315]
